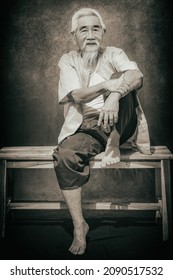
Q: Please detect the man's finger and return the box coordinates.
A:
[97,112,104,126]
[109,112,114,126]
[103,111,109,128]
[114,114,118,123]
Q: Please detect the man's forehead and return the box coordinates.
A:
[77,15,101,28]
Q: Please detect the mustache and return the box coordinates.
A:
[83,40,100,49]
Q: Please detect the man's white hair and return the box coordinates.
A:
[71,8,106,34]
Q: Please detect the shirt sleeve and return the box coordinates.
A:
[109,47,142,74]
[58,54,81,104]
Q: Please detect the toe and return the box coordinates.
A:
[69,245,77,255]
[78,247,85,255]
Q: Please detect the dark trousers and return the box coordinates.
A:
[53,91,138,189]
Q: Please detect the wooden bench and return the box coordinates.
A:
[0,145,173,241]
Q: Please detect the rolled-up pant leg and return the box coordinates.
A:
[53,132,104,190]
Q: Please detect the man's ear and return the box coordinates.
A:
[71,33,77,45]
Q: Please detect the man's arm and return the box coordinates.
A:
[70,83,108,104]
[105,69,142,96]
[70,69,142,104]
[98,69,143,128]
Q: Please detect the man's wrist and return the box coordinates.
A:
[116,80,131,97]
[110,91,121,100]
[102,80,109,91]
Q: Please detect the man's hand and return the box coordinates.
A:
[97,92,121,129]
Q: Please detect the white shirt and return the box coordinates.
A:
[57,46,151,154]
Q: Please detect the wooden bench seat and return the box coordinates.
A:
[0,145,173,241]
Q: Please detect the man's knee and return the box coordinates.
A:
[53,147,77,170]
[52,146,90,189]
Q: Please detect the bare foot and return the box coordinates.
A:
[101,146,120,167]
[101,129,120,167]
[69,221,89,255]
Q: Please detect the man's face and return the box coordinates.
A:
[74,15,104,52]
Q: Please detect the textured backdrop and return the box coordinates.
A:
[0,0,172,202]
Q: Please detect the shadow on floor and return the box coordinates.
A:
[0,211,172,260]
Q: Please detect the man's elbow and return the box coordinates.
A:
[131,69,143,81]
[71,91,86,104]
[137,76,143,90]
[125,70,143,91]
[135,72,143,90]
[134,73,143,90]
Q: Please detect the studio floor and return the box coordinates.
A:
[0,210,173,260]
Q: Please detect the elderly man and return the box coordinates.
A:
[53,8,150,255]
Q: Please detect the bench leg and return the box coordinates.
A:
[155,169,162,223]
[161,160,172,241]
[0,160,7,238]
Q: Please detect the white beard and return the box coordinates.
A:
[82,50,99,70]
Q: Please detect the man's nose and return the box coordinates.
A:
[87,30,95,39]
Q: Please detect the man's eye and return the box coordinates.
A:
[93,27,102,33]
[81,29,87,33]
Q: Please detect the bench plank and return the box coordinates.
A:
[6,161,161,169]
[0,146,173,161]
[90,161,161,169]
[9,201,160,211]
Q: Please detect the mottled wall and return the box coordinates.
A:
[1,0,172,202]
